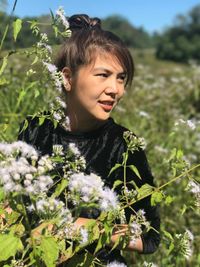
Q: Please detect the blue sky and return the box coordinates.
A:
[6,0,200,33]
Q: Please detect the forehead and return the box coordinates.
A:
[86,52,125,73]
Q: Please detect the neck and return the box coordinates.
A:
[67,112,107,133]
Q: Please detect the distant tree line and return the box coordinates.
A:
[1,3,200,63]
[0,11,154,50]
[155,4,200,63]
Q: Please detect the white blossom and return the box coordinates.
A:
[56,6,70,30]
[174,119,196,130]
[139,110,150,118]
[107,261,127,267]
[79,228,89,245]
[143,262,158,267]
[99,187,119,211]
[69,143,81,156]
[68,172,104,203]
[53,145,64,156]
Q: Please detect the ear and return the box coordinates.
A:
[62,67,72,92]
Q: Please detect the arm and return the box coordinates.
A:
[75,218,143,252]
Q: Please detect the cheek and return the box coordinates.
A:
[118,87,125,99]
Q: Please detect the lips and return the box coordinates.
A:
[98,100,115,112]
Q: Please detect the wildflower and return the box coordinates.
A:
[123,131,146,152]
[68,172,104,203]
[174,118,196,130]
[43,61,63,93]
[0,141,38,159]
[64,223,77,239]
[107,261,127,267]
[79,227,89,245]
[53,144,64,156]
[139,111,150,118]
[69,143,81,156]
[55,96,67,109]
[34,197,73,221]
[129,221,142,244]
[175,229,194,260]
[143,262,158,267]
[186,180,200,208]
[99,187,119,211]
[53,111,62,121]
[56,6,70,30]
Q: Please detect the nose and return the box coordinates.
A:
[104,77,118,95]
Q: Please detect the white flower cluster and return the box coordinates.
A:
[0,141,53,195]
[55,6,70,31]
[43,62,63,93]
[30,197,73,223]
[187,180,200,209]
[123,131,146,152]
[107,261,127,267]
[175,229,194,260]
[52,143,86,175]
[68,172,119,212]
[143,261,158,267]
[37,33,52,55]
[129,209,150,244]
[174,118,196,130]
[0,141,38,159]
[79,227,89,245]
[69,143,81,157]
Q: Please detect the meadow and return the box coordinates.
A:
[0,17,200,266]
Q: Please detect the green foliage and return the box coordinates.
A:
[0,11,154,50]
[13,18,22,41]
[0,5,200,267]
[40,236,59,267]
[156,4,200,62]
[0,233,23,261]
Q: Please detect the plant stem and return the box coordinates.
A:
[123,163,200,209]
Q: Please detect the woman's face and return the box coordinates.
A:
[63,52,126,131]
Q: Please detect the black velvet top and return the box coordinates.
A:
[18,117,160,263]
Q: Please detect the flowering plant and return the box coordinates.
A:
[1,3,200,267]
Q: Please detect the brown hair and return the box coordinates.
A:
[55,14,134,87]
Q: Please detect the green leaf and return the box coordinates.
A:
[0,233,23,261]
[66,252,85,267]
[165,195,174,206]
[128,164,142,179]
[108,163,122,176]
[180,204,187,215]
[19,119,29,134]
[31,56,38,65]
[0,77,9,85]
[0,187,5,202]
[113,179,123,190]
[13,19,22,41]
[16,89,26,108]
[151,191,163,206]
[163,229,174,241]
[40,236,59,267]
[39,116,45,126]
[34,89,40,98]
[81,251,94,267]
[0,56,8,76]
[137,183,154,199]
[53,179,68,198]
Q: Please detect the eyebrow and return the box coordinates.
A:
[93,67,126,75]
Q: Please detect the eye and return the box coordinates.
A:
[96,73,108,78]
[118,74,126,83]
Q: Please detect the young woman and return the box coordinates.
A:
[19,14,160,265]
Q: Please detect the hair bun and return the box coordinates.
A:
[68,14,101,31]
